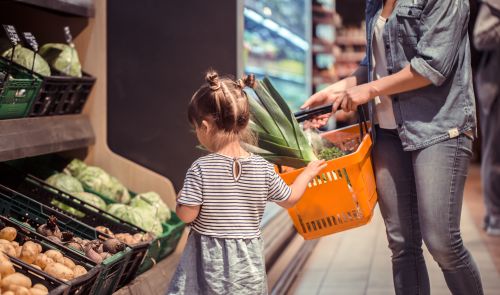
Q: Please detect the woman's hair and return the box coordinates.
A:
[188,69,256,148]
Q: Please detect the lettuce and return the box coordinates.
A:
[130,192,171,222]
[46,173,84,193]
[2,45,51,76]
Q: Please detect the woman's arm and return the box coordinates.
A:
[301,65,369,127]
[337,65,432,112]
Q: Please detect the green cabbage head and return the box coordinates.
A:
[2,45,51,76]
[46,173,84,193]
[130,192,171,222]
[39,43,82,77]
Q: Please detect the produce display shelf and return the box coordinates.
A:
[0,114,95,162]
[0,186,131,295]
[13,0,95,17]
[0,162,152,285]
[5,253,70,295]
[0,215,101,295]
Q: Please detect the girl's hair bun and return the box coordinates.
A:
[206,70,221,91]
[236,74,256,89]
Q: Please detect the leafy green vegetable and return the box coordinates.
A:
[74,166,130,204]
[107,204,163,235]
[46,173,84,193]
[64,158,87,178]
[318,146,345,161]
[72,192,107,210]
[244,78,317,168]
[130,192,171,222]
[2,45,51,76]
[39,43,82,77]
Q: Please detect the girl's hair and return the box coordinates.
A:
[188,69,256,147]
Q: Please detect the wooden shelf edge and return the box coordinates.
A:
[13,0,95,17]
[0,114,95,162]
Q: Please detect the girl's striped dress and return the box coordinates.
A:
[167,153,291,295]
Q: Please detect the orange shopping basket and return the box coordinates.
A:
[280,108,378,240]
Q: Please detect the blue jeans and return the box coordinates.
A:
[373,127,483,295]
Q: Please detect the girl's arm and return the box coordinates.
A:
[278,160,327,209]
[176,204,201,223]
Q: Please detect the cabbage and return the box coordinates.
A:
[64,159,87,178]
[107,204,163,236]
[131,192,171,222]
[2,45,51,76]
[52,199,84,217]
[39,43,82,77]
[46,173,84,193]
[75,166,130,204]
[72,192,107,210]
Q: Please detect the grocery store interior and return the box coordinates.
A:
[0,0,499,294]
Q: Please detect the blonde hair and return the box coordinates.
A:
[188,69,256,150]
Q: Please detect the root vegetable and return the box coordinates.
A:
[62,257,76,270]
[103,239,125,254]
[99,252,111,260]
[34,254,53,270]
[36,217,61,239]
[8,285,30,295]
[29,288,48,295]
[3,291,15,295]
[44,263,74,281]
[44,250,63,264]
[20,243,39,264]
[95,227,114,237]
[46,236,61,244]
[73,265,87,277]
[0,244,16,257]
[84,246,102,264]
[32,284,48,292]
[1,273,32,289]
[61,232,73,243]
[0,228,16,242]
[65,242,83,252]
[0,260,15,277]
[30,264,42,271]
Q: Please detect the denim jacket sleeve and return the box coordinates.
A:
[410,0,469,86]
[473,0,500,50]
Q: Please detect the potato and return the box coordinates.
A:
[34,254,53,270]
[44,263,74,281]
[0,228,16,242]
[19,247,37,265]
[61,257,76,270]
[3,291,15,295]
[43,250,63,264]
[1,273,32,289]
[29,288,48,295]
[32,284,48,292]
[0,252,9,262]
[0,239,10,245]
[22,242,41,255]
[6,285,30,295]
[73,265,87,278]
[30,264,42,271]
[0,260,15,277]
[0,244,16,258]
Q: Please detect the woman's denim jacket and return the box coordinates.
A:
[361,0,476,150]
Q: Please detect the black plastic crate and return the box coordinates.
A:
[66,72,95,114]
[0,163,151,288]
[0,185,132,295]
[28,75,75,116]
[6,254,69,295]
[0,215,100,294]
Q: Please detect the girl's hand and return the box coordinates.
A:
[303,160,328,179]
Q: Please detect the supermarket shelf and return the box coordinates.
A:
[313,16,335,25]
[335,36,367,46]
[312,5,335,17]
[0,114,95,162]
[335,52,366,63]
[12,0,95,17]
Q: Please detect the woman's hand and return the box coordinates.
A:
[337,83,379,112]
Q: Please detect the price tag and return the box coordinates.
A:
[3,25,20,46]
[63,26,73,44]
[23,32,39,52]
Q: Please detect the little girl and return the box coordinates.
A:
[167,70,326,295]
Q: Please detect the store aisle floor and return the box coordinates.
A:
[287,165,500,295]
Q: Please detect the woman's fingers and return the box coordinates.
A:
[301,90,327,109]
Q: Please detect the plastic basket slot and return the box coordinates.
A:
[306,222,312,232]
[316,220,322,230]
[337,214,343,224]
[321,218,327,228]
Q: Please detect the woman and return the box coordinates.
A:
[303,0,484,294]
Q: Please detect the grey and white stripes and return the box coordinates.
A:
[178,153,291,239]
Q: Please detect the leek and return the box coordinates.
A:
[244,78,318,168]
